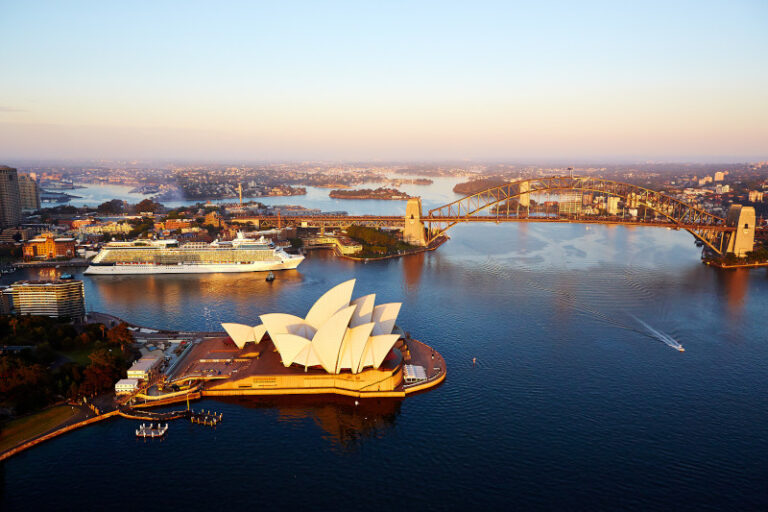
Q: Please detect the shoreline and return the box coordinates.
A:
[334,235,449,262]
[703,260,768,269]
[0,314,446,462]
[328,195,411,200]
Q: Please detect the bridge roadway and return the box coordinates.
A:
[236,214,738,232]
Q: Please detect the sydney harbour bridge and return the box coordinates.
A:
[237,176,758,257]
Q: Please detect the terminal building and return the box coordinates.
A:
[10,279,85,319]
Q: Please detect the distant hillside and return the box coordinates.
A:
[452,178,508,195]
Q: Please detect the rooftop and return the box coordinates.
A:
[12,279,82,286]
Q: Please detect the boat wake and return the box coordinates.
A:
[630,315,685,352]
[495,266,686,353]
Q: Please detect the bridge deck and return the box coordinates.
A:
[236,214,739,231]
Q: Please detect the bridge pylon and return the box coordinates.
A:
[725,205,755,257]
[404,197,427,246]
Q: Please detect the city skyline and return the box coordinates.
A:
[1,1,767,161]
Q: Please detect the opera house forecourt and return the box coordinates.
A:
[170,280,446,398]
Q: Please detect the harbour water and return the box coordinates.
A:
[4,183,768,510]
[64,175,462,214]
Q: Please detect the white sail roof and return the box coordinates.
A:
[371,303,401,336]
[259,313,316,339]
[222,323,258,349]
[224,280,402,374]
[336,322,375,373]
[304,279,356,329]
[272,333,313,367]
[312,305,357,373]
[349,294,376,327]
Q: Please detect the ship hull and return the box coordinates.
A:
[84,257,303,275]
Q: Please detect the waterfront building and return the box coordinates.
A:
[22,233,76,260]
[0,166,22,228]
[115,378,139,395]
[127,357,162,381]
[11,279,85,319]
[165,279,444,398]
[224,279,401,373]
[304,235,363,255]
[18,175,41,211]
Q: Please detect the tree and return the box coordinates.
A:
[134,199,163,213]
[106,322,134,351]
[97,199,125,214]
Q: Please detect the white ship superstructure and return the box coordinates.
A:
[84,232,304,275]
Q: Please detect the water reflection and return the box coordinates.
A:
[220,396,401,450]
[90,269,305,305]
[716,269,750,317]
[402,251,424,291]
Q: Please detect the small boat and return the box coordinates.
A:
[60,273,73,280]
[135,422,168,438]
[266,271,275,282]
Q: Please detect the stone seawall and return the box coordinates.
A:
[0,411,119,462]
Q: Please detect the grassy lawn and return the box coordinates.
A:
[0,405,78,453]
[57,347,93,365]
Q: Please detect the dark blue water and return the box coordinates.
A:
[2,223,768,510]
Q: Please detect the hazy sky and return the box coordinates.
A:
[1,1,766,162]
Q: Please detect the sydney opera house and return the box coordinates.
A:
[171,280,445,398]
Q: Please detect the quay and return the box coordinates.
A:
[703,260,768,269]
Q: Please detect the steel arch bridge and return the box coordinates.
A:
[425,176,734,254]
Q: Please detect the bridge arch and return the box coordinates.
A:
[426,176,735,254]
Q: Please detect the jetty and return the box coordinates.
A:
[135,423,168,438]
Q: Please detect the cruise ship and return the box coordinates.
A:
[84,232,304,275]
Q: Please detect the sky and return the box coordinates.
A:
[1,0,767,162]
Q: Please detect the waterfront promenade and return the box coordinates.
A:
[0,312,445,461]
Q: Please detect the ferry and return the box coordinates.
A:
[84,232,304,275]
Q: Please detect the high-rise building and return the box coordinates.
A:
[0,286,12,314]
[11,279,85,319]
[714,171,725,182]
[606,197,620,215]
[558,192,582,215]
[0,165,22,228]
[715,184,731,194]
[18,174,41,211]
